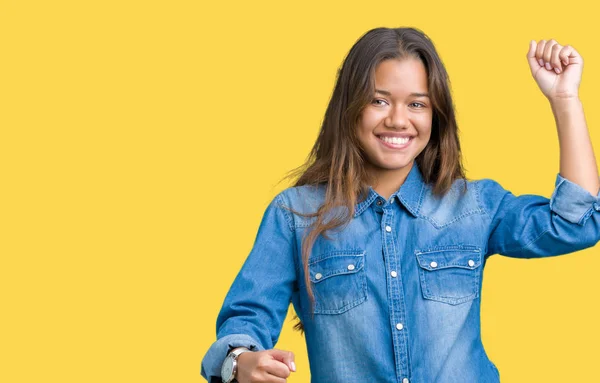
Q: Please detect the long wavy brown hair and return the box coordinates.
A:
[281,27,466,333]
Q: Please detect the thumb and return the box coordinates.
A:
[268,349,296,372]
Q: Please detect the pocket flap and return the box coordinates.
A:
[309,251,365,283]
[415,246,481,271]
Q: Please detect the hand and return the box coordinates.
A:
[235,348,296,383]
[526,39,583,101]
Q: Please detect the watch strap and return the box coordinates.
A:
[229,347,250,358]
[222,347,251,383]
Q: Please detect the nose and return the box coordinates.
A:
[384,105,409,129]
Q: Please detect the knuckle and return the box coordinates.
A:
[257,358,270,369]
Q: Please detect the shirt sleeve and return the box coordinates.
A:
[480,174,600,258]
[200,192,298,381]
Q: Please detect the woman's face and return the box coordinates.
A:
[357,57,433,182]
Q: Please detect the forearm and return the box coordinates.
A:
[550,97,600,195]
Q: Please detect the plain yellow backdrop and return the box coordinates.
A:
[1,0,599,382]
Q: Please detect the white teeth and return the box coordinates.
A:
[380,136,410,145]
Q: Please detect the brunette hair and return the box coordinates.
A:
[281,27,466,332]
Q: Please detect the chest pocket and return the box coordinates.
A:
[309,250,367,314]
[415,246,482,305]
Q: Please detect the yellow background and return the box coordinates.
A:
[1,0,599,382]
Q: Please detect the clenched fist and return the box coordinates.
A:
[235,349,296,383]
[527,39,583,101]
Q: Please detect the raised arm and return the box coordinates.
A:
[527,38,599,195]
[484,39,600,258]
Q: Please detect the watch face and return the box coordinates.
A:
[221,355,234,381]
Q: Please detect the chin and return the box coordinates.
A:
[380,158,416,169]
[376,162,414,171]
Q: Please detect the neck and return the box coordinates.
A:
[368,162,413,200]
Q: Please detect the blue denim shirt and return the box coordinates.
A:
[201,164,600,383]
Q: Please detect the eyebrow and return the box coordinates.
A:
[375,89,430,98]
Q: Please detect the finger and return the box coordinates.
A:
[264,373,287,383]
[542,39,558,70]
[559,45,581,65]
[264,360,291,379]
[535,39,546,67]
[283,351,295,372]
[248,370,286,383]
[559,45,573,66]
[526,40,541,71]
[268,349,296,372]
[550,43,564,73]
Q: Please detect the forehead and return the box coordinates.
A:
[373,58,429,94]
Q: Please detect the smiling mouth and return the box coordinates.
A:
[378,135,411,145]
[376,135,413,148]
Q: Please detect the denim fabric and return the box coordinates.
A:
[201,164,600,383]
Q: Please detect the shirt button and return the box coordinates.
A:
[347,264,355,271]
[430,261,438,268]
[402,379,409,383]
[376,199,383,206]
[468,259,475,267]
[594,202,600,211]
[396,323,404,330]
[390,271,398,278]
[315,273,323,280]
[385,226,392,232]
[390,198,395,203]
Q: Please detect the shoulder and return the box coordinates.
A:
[470,177,514,216]
[276,184,327,214]
[418,177,510,227]
[268,184,328,229]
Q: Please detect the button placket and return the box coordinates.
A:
[381,208,410,380]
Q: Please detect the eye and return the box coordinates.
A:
[410,102,426,108]
[371,99,388,106]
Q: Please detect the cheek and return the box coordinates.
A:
[417,115,433,138]
[421,129,432,144]
[359,109,382,131]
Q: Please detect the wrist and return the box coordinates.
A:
[549,96,584,122]
[548,94,581,108]
[221,347,251,383]
[228,346,250,355]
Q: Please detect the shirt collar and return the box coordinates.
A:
[354,162,425,218]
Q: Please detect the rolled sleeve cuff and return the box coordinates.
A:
[200,334,263,382]
[549,174,600,225]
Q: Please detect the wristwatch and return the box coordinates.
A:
[221,347,250,383]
